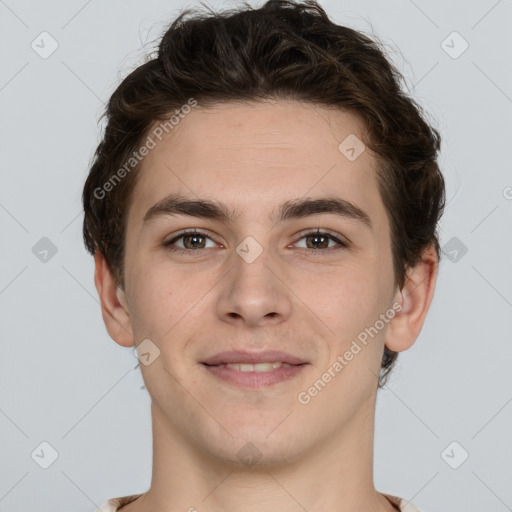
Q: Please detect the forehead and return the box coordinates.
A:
[127,100,386,229]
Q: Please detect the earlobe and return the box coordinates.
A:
[93,251,135,347]
[385,245,439,352]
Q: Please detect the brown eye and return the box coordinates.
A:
[294,230,348,251]
[305,233,330,249]
[181,233,207,249]
[164,230,217,251]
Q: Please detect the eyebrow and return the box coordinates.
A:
[143,193,372,229]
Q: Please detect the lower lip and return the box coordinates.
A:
[202,363,308,389]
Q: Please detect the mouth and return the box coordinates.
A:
[208,361,297,372]
[201,350,309,389]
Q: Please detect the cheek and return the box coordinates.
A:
[124,257,174,340]
[126,260,211,349]
[289,258,389,349]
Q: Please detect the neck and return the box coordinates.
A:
[129,390,396,512]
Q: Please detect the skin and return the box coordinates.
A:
[95,100,438,512]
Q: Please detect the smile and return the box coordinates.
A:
[220,361,293,372]
[202,361,307,389]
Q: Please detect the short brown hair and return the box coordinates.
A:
[82,0,445,386]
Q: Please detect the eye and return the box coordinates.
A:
[164,229,218,252]
[293,229,349,252]
[163,228,349,255]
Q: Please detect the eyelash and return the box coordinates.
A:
[163,228,349,255]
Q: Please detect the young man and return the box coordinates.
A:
[83,1,445,510]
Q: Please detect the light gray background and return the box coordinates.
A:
[1,0,511,511]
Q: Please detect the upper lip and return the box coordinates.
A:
[202,350,307,366]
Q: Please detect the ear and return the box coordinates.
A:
[385,244,438,352]
[94,251,134,347]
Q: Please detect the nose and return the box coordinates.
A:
[215,244,292,328]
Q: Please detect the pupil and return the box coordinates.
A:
[185,234,204,249]
[308,235,328,249]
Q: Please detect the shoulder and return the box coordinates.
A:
[383,493,423,512]
[399,499,423,512]
[96,493,145,512]
[98,492,422,512]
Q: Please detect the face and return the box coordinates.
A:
[119,100,402,465]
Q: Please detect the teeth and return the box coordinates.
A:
[225,362,291,372]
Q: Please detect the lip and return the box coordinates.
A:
[201,350,307,366]
[201,350,309,389]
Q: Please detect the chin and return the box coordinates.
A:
[213,442,300,469]
[200,425,306,469]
